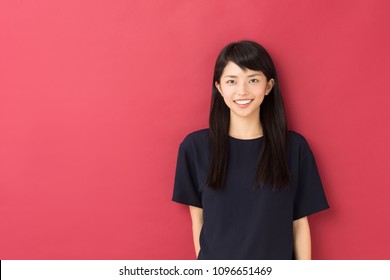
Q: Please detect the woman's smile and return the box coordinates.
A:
[234,99,253,107]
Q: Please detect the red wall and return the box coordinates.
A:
[1,0,389,259]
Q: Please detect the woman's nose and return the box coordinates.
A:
[236,83,248,95]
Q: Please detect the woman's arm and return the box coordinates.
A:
[293,216,311,260]
[189,205,203,258]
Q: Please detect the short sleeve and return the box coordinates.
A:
[172,142,202,208]
[293,147,329,220]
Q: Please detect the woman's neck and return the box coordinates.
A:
[228,112,263,140]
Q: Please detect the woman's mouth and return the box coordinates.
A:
[234,99,253,107]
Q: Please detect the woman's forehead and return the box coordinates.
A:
[221,61,264,77]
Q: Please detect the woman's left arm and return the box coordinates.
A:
[293,216,311,260]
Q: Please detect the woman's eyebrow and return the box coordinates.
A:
[223,73,261,78]
[247,73,261,77]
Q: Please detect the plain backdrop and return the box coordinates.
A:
[1,0,389,259]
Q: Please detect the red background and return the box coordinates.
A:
[1,0,389,259]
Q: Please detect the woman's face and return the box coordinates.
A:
[215,61,274,120]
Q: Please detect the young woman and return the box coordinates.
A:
[172,40,329,260]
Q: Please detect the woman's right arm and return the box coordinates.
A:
[189,205,203,258]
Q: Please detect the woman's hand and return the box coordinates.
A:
[189,205,203,258]
[293,216,311,260]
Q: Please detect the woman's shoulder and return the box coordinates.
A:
[180,128,210,148]
[288,130,314,155]
[288,130,308,144]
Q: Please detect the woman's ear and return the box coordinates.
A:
[215,81,223,95]
[265,78,275,95]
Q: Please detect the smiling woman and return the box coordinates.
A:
[172,40,329,260]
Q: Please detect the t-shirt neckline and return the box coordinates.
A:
[228,135,264,142]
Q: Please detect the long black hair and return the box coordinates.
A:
[206,40,290,190]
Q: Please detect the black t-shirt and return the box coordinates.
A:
[172,129,329,260]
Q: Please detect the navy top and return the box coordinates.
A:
[172,129,329,260]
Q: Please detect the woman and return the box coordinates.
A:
[172,40,329,260]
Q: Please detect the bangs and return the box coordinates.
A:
[227,45,261,70]
[213,40,275,83]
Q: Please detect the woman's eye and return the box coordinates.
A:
[249,79,259,84]
[226,80,235,84]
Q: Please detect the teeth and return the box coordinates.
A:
[235,99,251,105]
